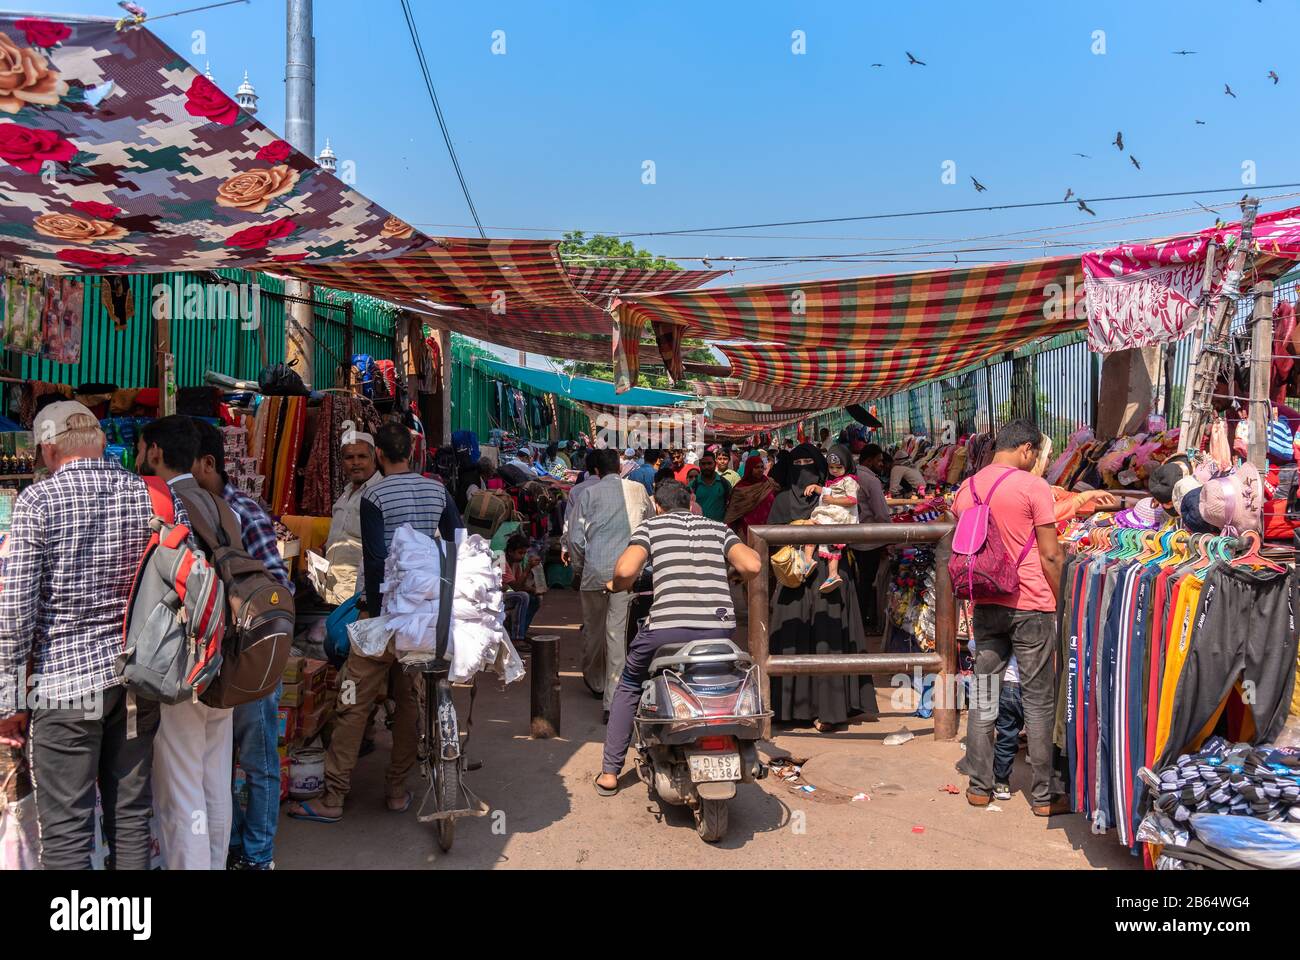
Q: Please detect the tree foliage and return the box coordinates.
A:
[557,232,682,271]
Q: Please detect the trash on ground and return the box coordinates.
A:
[793,784,816,793]
[884,727,915,747]
[939,783,960,795]
[851,792,870,802]
[986,804,1003,813]
[911,825,925,834]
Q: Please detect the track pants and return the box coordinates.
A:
[1155,564,1298,770]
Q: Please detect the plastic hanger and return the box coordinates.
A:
[1229,530,1286,572]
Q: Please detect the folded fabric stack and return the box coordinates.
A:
[1144,736,1300,825]
[380,525,525,685]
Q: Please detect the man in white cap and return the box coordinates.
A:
[0,400,168,869]
[621,447,639,478]
[321,431,382,604]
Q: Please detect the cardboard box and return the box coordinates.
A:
[276,706,299,744]
[282,655,304,684]
[300,700,329,739]
[280,680,304,708]
[325,666,340,690]
[303,658,328,695]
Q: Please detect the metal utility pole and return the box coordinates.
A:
[284,0,316,387]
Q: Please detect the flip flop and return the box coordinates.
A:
[287,801,341,824]
[386,790,413,813]
[594,776,618,797]
[819,576,843,594]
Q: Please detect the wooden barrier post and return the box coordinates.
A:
[748,522,959,740]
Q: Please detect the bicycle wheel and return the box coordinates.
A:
[432,679,458,853]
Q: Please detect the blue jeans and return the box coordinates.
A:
[505,591,541,642]
[994,681,1024,783]
[230,684,281,866]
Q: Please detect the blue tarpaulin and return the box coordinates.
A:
[478,359,688,408]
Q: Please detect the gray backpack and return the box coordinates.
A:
[116,478,227,704]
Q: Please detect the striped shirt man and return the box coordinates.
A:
[629,512,741,631]
[360,472,462,614]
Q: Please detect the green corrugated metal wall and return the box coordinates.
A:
[450,342,586,441]
[6,270,392,390]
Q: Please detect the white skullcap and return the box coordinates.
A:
[343,431,374,448]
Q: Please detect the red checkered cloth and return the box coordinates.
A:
[568,267,727,300]
[718,337,1016,393]
[693,379,878,409]
[278,239,612,331]
[426,306,664,365]
[708,407,823,427]
[614,254,1086,388]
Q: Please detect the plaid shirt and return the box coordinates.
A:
[223,484,292,592]
[0,459,168,716]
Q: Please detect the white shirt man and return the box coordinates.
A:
[322,435,382,604]
[568,449,654,717]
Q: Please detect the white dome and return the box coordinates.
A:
[237,70,256,98]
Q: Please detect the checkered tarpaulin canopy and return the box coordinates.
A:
[615,254,1086,390]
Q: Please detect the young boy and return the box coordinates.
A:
[992,654,1023,800]
[502,533,542,645]
[801,447,860,593]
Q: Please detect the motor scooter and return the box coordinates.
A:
[631,625,770,842]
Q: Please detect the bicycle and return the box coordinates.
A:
[403,657,484,852]
[398,532,486,853]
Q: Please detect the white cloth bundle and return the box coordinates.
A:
[380,525,525,684]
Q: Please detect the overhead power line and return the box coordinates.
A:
[399,0,485,238]
[610,183,1300,239]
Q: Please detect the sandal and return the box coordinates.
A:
[819,576,843,594]
[287,800,341,823]
[813,719,838,734]
[594,775,619,797]
[386,790,412,813]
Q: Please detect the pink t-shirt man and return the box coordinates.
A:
[952,464,1057,613]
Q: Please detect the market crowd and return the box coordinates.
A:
[0,401,460,870]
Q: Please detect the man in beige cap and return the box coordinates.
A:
[0,400,168,869]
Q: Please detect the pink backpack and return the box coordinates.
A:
[949,468,1035,601]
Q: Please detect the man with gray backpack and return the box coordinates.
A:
[0,401,172,869]
[950,419,1068,817]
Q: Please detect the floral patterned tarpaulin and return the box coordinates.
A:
[1083,205,1300,353]
[0,14,434,274]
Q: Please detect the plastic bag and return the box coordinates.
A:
[0,767,41,870]
[1189,813,1300,870]
[347,614,393,658]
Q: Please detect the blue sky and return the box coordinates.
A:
[18,0,1300,362]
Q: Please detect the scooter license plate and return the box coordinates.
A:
[688,752,741,783]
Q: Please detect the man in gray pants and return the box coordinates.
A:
[951,420,1070,817]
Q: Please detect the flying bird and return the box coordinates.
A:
[1077,199,1096,216]
[906,51,926,66]
[871,63,883,67]
[1172,50,1197,55]
[971,176,987,192]
[1113,131,1124,150]
[1072,152,1092,159]
[1064,188,1074,201]
[1195,119,1207,124]
[1268,70,1279,84]
[1130,155,1141,170]
[1224,83,1237,98]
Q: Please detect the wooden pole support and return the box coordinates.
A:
[528,636,561,739]
[1248,281,1275,470]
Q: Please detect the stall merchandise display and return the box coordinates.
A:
[1056,527,1300,855]
[252,395,308,516]
[886,546,937,653]
[297,394,380,516]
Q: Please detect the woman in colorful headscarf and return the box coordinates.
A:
[766,443,877,733]
[725,454,777,540]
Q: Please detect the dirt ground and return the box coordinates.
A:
[276,590,1138,870]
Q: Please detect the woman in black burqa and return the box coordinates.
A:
[766,443,878,732]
